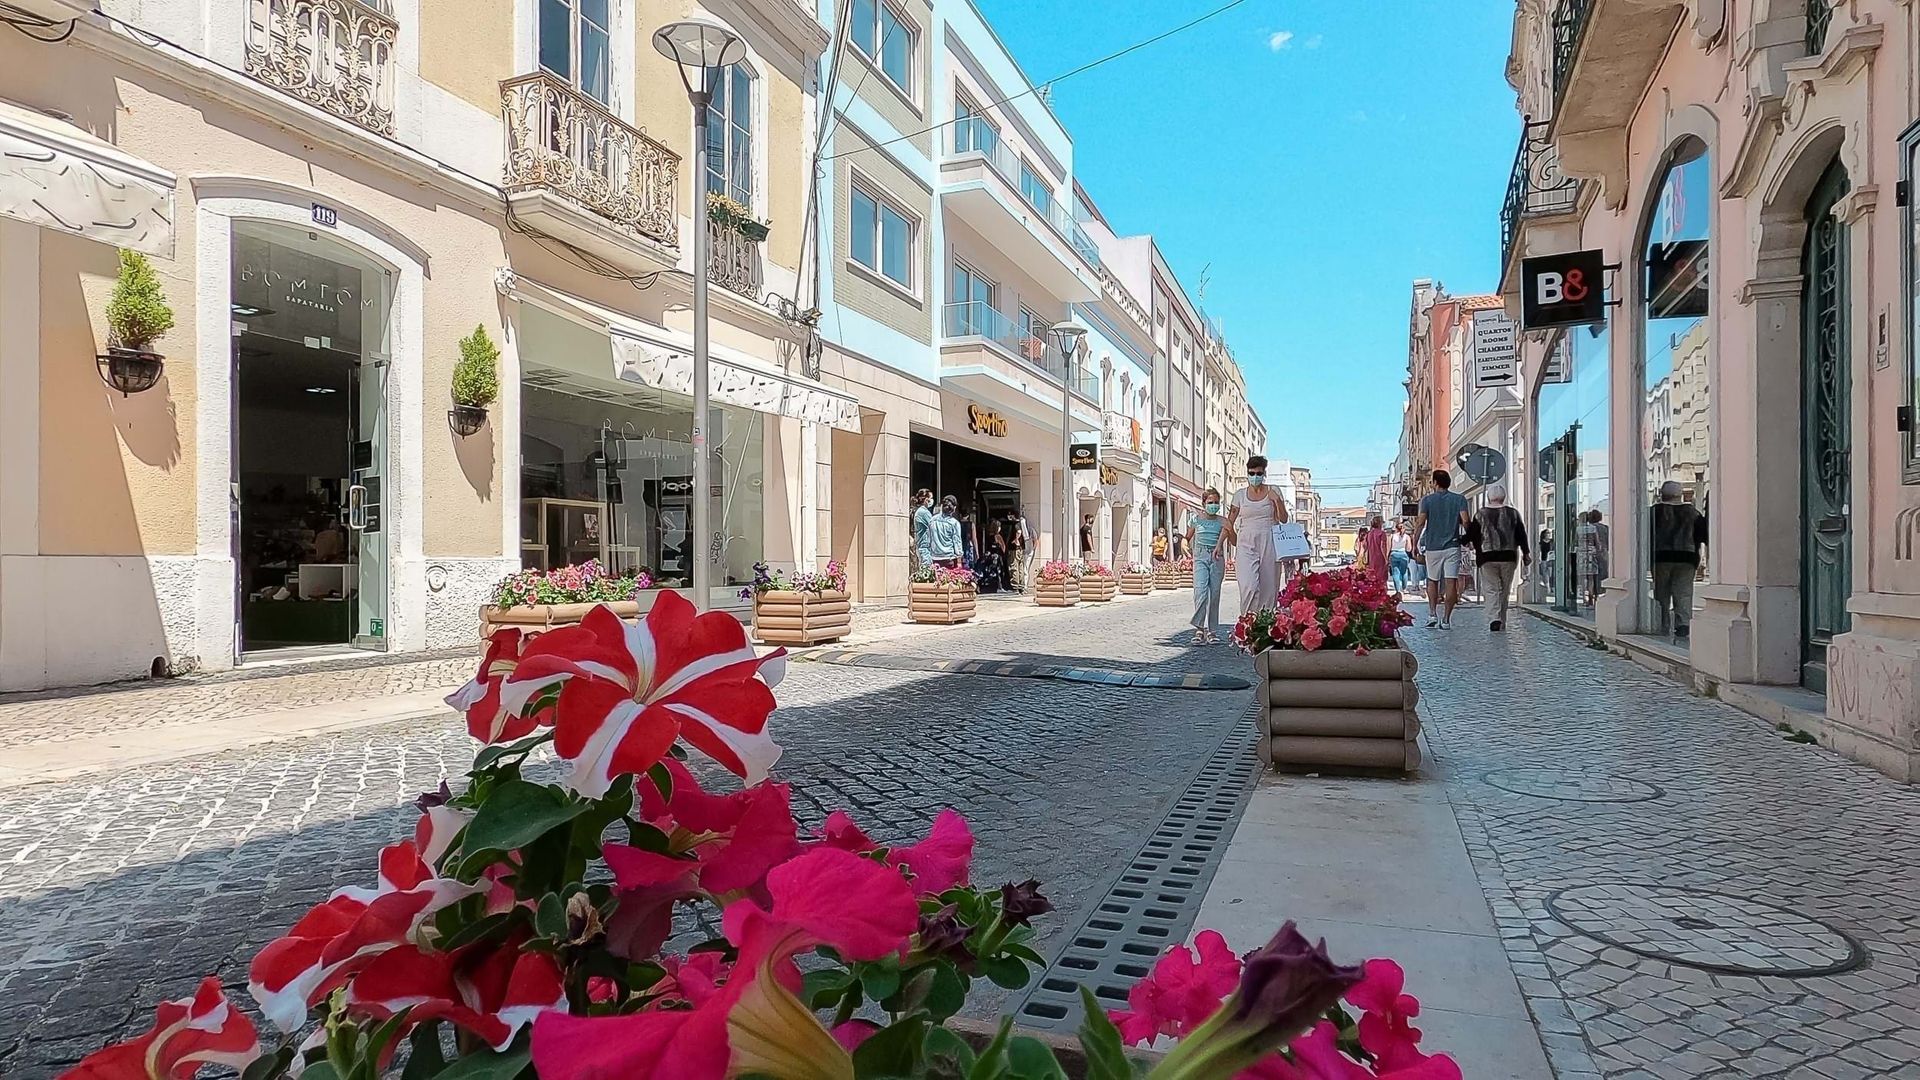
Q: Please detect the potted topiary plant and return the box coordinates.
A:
[98,249,174,396]
[449,324,500,436]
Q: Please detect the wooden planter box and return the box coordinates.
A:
[1256,647,1421,774]
[752,590,852,645]
[1033,578,1081,606]
[1153,566,1178,589]
[908,581,977,624]
[481,600,641,639]
[1118,571,1153,595]
[1080,575,1117,602]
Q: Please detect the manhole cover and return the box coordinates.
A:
[1545,884,1866,976]
[1483,767,1663,803]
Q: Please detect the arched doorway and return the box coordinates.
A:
[1800,159,1851,691]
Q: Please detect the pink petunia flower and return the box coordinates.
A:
[1299,627,1325,652]
[501,593,787,798]
[345,937,566,1051]
[810,807,976,898]
[59,977,260,1080]
[1348,958,1427,1070]
[1109,929,1243,1045]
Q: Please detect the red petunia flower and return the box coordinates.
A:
[446,628,549,744]
[1109,929,1242,1045]
[60,978,260,1080]
[345,938,566,1052]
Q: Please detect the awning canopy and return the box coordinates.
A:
[612,330,861,432]
[0,99,174,257]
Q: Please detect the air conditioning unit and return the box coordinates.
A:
[6,0,93,24]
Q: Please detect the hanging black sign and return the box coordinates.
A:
[1520,249,1608,329]
[1069,443,1098,470]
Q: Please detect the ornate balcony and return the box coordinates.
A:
[502,72,680,265]
[1500,120,1581,264]
[245,0,397,135]
[707,218,762,302]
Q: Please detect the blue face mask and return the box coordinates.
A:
[1249,475,1265,488]
[1205,503,1221,515]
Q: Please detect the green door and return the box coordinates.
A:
[1800,161,1851,692]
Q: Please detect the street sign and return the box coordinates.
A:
[1520,249,1607,329]
[1473,311,1518,387]
[1455,443,1507,486]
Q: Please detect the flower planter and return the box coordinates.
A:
[753,589,852,645]
[1033,578,1081,607]
[448,403,488,436]
[1080,575,1117,603]
[96,346,165,396]
[481,600,642,639]
[1256,647,1421,774]
[1153,566,1178,590]
[1118,571,1153,595]
[908,581,977,624]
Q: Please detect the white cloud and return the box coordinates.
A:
[1267,30,1294,51]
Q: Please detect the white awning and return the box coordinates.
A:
[0,99,175,258]
[612,329,861,432]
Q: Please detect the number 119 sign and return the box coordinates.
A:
[1520,249,1607,330]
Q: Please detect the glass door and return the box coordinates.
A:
[349,265,394,650]
[1800,160,1852,691]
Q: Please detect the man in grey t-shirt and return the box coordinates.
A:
[1414,469,1471,629]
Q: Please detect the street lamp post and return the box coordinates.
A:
[1149,415,1176,550]
[654,18,745,613]
[1046,320,1087,562]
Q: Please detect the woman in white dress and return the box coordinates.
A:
[1224,454,1289,614]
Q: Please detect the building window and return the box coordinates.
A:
[705,64,753,207]
[949,262,994,335]
[953,94,997,155]
[1018,306,1049,364]
[539,0,610,104]
[850,182,914,289]
[1903,121,1920,480]
[1019,160,1053,216]
[850,0,914,95]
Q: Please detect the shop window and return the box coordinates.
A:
[1535,324,1611,619]
[1902,121,1920,481]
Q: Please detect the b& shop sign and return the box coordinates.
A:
[967,404,1008,437]
[1520,249,1607,330]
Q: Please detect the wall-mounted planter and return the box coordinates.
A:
[1034,578,1080,607]
[1080,575,1117,603]
[908,582,977,624]
[448,404,489,436]
[480,600,643,640]
[96,347,165,396]
[753,589,851,645]
[1118,571,1153,595]
[1256,646,1421,774]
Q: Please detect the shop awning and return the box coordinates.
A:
[612,330,861,433]
[0,99,174,258]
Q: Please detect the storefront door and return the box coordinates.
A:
[348,348,390,649]
[1800,161,1852,691]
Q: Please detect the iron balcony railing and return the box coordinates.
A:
[1806,0,1834,54]
[947,121,1102,272]
[1500,119,1581,265]
[501,72,680,249]
[707,218,762,301]
[1549,0,1593,108]
[941,301,1099,400]
[245,0,397,134]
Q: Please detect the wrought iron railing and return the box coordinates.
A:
[1806,0,1834,54]
[502,72,680,249]
[707,218,762,301]
[1549,0,1593,107]
[941,301,1099,399]
[245,0,397,134]
[1500,119,1581,264]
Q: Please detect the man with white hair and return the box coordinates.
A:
[1650,480,1708,639]
[1468,484,1530,632]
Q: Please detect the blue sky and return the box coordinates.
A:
[975,0,1518,506]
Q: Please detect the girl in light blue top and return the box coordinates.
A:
[1186,487,1228,644]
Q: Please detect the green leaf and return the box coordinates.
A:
[241,1045,297,1080]
[858,960,902,1004]
[803,968,857,1009]
[1076,988,1133,1080]
[965,1017,1014,1080]
[432,1047,531,1080]
[399,1023,447,1080]
[461,780,589,859]
[850,1014,926,1077]
[472,730,554,773]
[441,910,520,953]
[979,954,1031,990]
[923,962,967,1023]
[1004,943,1045,966]
[922,1026,976,1079]
[300,1065,343,1080]
[534,892,568,938]
[1007,1037,1069,1080]
[644,760,674,803]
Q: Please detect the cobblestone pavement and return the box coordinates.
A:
[1409,609,1920,1080]
[0,592,1251,1076]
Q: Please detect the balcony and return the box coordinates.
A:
[938,121,1097,303]
[1101,410,1145,467]
[1497,120,1583,294]
[502,72,680,272]
[707,218,762,302]
[245,0,397,135]
[1548,0,1684,144]
[940,301,1100,428]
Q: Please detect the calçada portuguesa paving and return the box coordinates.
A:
[0,589,1915,1078]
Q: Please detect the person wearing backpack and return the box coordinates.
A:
[1467,485,1530,632]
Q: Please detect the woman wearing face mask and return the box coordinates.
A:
[1185,488,1229,643]
[1223,454,1289,615]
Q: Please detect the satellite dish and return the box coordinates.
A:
[1455,443,1507,486]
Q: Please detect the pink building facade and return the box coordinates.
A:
[1502,0,1920,781]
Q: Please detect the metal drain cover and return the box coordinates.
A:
[1483,767,1662,803]
[1546,884,1866,976]
[800,651,1251,691]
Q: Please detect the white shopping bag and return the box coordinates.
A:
[1273,522,1312,559]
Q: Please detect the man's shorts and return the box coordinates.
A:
[1423,547,1461,580]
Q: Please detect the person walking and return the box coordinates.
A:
[1413,469,1471,629]
[1388,521,1414,594]
[1576,509,1609,609]
[911,489,934,572]
[1186,488,1229,643]
[927,496,965,569]
[1016,509,1036,590]
[1650,481,1708,640]
[1151,527,1170,563]
[1468,486,1530,631]
[1079,514,1095,559]
[1225,454,1289,614]
[1358,515,1391,587]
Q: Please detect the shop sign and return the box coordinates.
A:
[1520,249,1607,330]
[1070,443,1098,470]
[967,404,1008,437]
[1472,311,1518,387]
[1099,463,1120,486]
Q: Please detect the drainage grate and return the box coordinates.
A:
[798,651,1252,691]
[1012,707,1262,1030]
